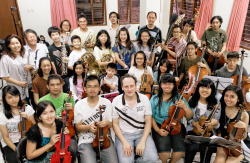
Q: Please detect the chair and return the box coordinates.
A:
[16,137,27,163]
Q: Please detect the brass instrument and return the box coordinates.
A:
[100,53,113,73]
[61,42,69,76]
[83,32,93,49]
[79,52,100,76]
[31,69,39,80]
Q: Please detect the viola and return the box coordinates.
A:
[223,106,245,157]
[193,103,220,137]
[18,100,33,139]
[51,110,72,163]
[101,75,111,94]
[139,64,152,99]
[161,90,186,135]
[182,45,208,101]
[63,91,75,137]
[206,33,225,74]
[93,105,111,163]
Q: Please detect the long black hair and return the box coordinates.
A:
[38,57,54,77]
[2,85,22,119]
[137,29,154,48]
[95,30,111,49]
[133,51,147,68]
[157,59,171,84]
[189,78,217,110]
[73,61,85,85]
[36,101,56,122]
[154,74,178,115]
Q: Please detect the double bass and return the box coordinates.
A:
[182,45,209,101]
[51,110,72,163]
[161,90,186,135]
[193,103,220,137]
[18,100,33,139]
[93,105,110,163]
[63,91,75,137]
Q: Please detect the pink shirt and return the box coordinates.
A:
[168,37,187,66]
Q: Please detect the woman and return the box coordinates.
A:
[131,28,156,67]
[214,85,249,163]
[0,85,35,163]
[185,78,220,163]
[69,61,85,102]
[150,74,193,163]
[26,101,69,162]
[112,27,136,69]
[0,34,33,100]
[60,19,72,45]
[31,57,54,105]
[93,30,115,68]
[153,59,171,85]
[128,51,154,91]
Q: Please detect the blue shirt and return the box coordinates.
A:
[150,94,190,124]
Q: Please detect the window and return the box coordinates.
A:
[75,0,107,26]
[240,2,250,49]
[118,0,140,24]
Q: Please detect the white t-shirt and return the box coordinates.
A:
[197,101,207,116]
[74,97,112,145]
[93,46,114,61]
[68,48,86,67]
[128,66,153,90]
[107,25,120,47]
[112,93,152,133]
[0,105,34,147]
[100,75,119,92]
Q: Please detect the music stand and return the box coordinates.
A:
[100,91,119,102]
[117,69,128,78]
[203,76,233,92]
[185,135,240,163]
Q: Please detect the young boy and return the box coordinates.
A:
[101,63,119,93]
[68,35,86,70]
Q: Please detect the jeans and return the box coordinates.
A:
[78,140,118,163]
[115,130,159,163]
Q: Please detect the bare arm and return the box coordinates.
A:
[1,77,24,87]
[139,115,152,143]
[114,52,127,68]
[75,120,91,133]
[0,125,17,151]
[33,93,39,105]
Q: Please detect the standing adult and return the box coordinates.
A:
[108,12,120,47]
[60,19,72,45]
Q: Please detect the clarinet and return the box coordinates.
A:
[22,50,30,98]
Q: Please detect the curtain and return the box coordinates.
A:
[194,0,213,39]
[50,0,78,30]
[226,0,249,51]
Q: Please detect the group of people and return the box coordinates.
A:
[0,10,250,163]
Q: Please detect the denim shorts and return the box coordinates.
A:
[152,123,186,153]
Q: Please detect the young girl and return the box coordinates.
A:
[26,101,69,162]
[185,78,220,163]
[214,85,249,163]
[131,29,156,67]
[0,85,35,163]
[150,74,193,163]
[60,19,72,45]
[93,30,115,67]
[0,34,33,100]
[31,57,54,105]
[153,59,171,84]
[128,51,154,91]
[69,61,85,102]
[112,27,136,69]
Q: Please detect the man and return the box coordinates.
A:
[74,75,118,163]
[201,15,228,72]
[108,12,120,47]
[24,29,48,71]
[161,25,187,73]
[137,11,162,47]
[71,13,96,52]
[112,74,158,163]
[181,19,198,44]
[179,41,211,88]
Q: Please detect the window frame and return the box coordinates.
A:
[117,0,140,25]
[240,3,250,50]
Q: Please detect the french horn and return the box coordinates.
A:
[79,52,100,76]
[100,53,113,73]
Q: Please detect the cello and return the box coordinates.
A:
[182,45,209,101]
[193,103,220,137]
[161,89,186,135]
[92,105,111,163]
[18,100,33,139]
[223,106,245,157]
[51,110,72,163]
[63,91,75,137]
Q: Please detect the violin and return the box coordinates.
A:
[82,63,88,99]
[63,91,75,137]
[92,105,111,163]
[101,75,111,94]
[18,100,33,139]
[193,103,220,137]
[51,110,72,163]
[182,45,208,101]
[223,106,245,157]
[207,33,225,74]
[139,64,152,99]
[161,89,186,135]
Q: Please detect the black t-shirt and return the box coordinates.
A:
[48,43,70,76]
[137,25,162,43]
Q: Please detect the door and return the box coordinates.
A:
[0,0,24,44]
